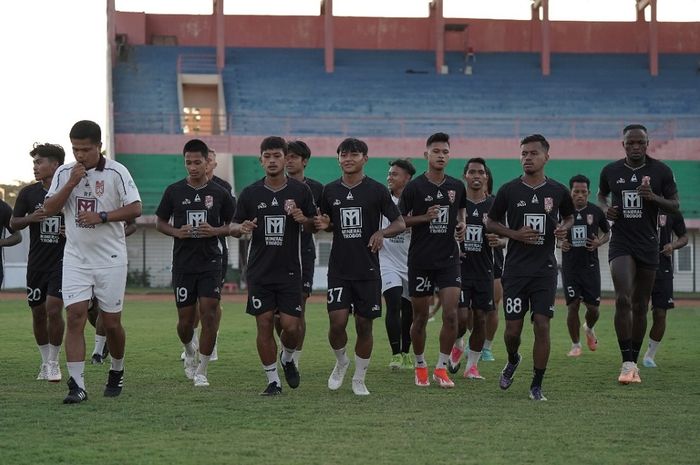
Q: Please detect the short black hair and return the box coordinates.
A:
[484,164,494,195]
[337,138,368,156]
[569,174,590,189]
[463,157,487,175]
[183,138,209,158]
[260,136,288,155]
[69,120,101,144]
[520,134,550,152]
[426,132,449,147]
[287,140,311,160]
[389,158,416,177]
[623,124,648,135]
[30,143,65,165]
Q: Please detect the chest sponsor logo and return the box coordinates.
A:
[340,207,363,239]
[524,213,546,245]
[205,195,214,209]
[40,216,62,243]
[76,197,97,229]
[95,180,104,197]
[429,206,449,234]
[621,190,642,219]
[464,225,483,252]
[187,210,207,227]
[659,214,667,227]
[264,215,285,246]
[571,225,587,247]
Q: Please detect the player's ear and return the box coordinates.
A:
[423,151,428,160]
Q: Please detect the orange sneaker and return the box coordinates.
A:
[567,345,582,357]
[464,365,485,380]
[618,362,636,385]
[583,324,598,351]
[414,366,430,387]
[432,368,455,388]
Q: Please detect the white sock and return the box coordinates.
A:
[192,328,199,349]
[353,355,370,381]
[111,357,124,371]
[292,349,302,366]
[48,344,61,362]
[454,337,465,350]
[184,341,197,357]
[281,344,295,364]
[196,354,210,376]
[67,361,86,389]
[263,362,280,386]
[646,339,661,359]
[572,342,582,349]
[466,350,481,370]
[93,335,107,356]
[415,353,426,368]
[483,339,493,350]
[334,347,349,366]
[38,344,50,363]
[436,352,449,370]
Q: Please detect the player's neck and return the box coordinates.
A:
[467,188,486,202]
[264,173,287,189]
[342,172,364,186]
[426,168,445,184]
[391,188,404,198]
[625,154,647,168]
[41,177,53,190]
[521,172,545,187]
[287,171,305,183]
[187,176,207,188]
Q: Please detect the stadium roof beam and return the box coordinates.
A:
[430,0,445,74]
[531,0,550,76]
[322,0,334,73]
[215,0,224,72]
[637,0,659,76]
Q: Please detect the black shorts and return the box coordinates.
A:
[246,280,303,317]
[409,264,461,297]
[459,279,494,312]
[301,251,315,297]
[501,274,557,321]
[172,270,222,308]
[326,277,382,319]
[26,267,63,307]
[651,278,674,310]
[608,242,658,270]
[561,268,601,306]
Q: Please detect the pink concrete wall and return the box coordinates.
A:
[115,134,700,160]
[115,12,700,53]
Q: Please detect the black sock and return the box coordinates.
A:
[531,368,546,389]
[383,287,403,355]
[631,340,644,364]
[508,351,520,365]
[618,339,633,362]
[400,297,413,353]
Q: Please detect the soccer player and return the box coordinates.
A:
[486,134,574,401]
[315,138,405,396]
[448,158,502,380]
[0,199,22,287]
[482,163,501,362]
[11,143,65,382]
[399,132,466,389]
[230,136,316,396]
[642,211,688,368]
[559,174,609,357]
[598,124,679,384]
[156,139,234,387]
[380,158,415,370]
[43,120,142,404]
[279,140,323,367]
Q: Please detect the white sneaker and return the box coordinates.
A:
[180,350,186,361]
[36,363,48,381]
[210,343,218,362]
[328,361,349,390]
[194,374,210,387]
[352,379,370,396]
[47,361,62,382]
[184,354,197,380]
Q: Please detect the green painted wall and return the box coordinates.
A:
[117,154,700,219]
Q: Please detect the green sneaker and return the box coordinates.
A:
[389,354,402,370]
[481,348,495,362]
[401,352,415,369]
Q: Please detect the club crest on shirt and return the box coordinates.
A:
[284,199,297,214]
[95,180,104,197]
[659,214,667,227]
[544,197,553,213]
[483,213,489,224]
[587,214,594,225]
[447,190,455,204]
[205,195,214,209]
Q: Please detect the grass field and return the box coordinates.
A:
[1,296,699,465]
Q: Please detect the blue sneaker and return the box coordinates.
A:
[642,358,657,368]
[499,354,521,390]
[529,386,548,401]
[481,348,495,362]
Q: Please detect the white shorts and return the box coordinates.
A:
[62,265,128,313]
[381,269,410,299]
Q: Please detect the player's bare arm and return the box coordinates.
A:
[662,232,689,257]
[0,229,21,247]
[597,192,619,221]
[156,216,193,240]
[585,230,610,252]
[485,217,538,245]
[10,208,48,231]
[229,218,257,238]
[42,163,86,215]
[77,201,142,226]
[454,208,466,241]
[485,233,506,249]
[402,204,440,227]
[554,214,574,240]
[636,186,680,215]
[367,215,406,253]
[313,212,332,232]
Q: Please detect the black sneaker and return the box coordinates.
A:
[63,377,88,404]
[104,369,124,397]
[499,354,522,390]
[282,360,300,389]
[91,353,103,365]
[260,382,282,396]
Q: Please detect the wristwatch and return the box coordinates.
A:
[99,211,108,224]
